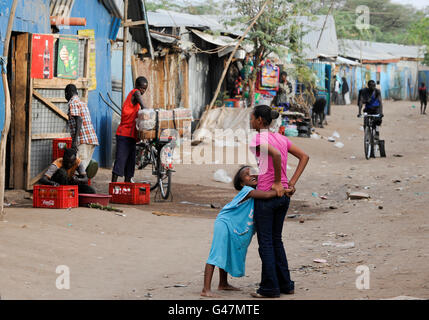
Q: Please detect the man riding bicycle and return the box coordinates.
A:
[358,80,383,139]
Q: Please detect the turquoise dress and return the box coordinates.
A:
[206,186,255,277]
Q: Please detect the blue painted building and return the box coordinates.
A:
[0,0,121,171]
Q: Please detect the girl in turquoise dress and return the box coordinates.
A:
[201,166,284,297]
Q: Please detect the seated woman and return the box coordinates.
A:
[38,148,96,194]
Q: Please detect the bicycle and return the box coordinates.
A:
[361,113,386,159]
[136,130,176,200]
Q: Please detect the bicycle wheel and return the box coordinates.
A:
[158,169,172,199]
[149,148,159,191]
[379,140,386,157]
[364,126,372,160]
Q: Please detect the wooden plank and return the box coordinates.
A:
[29,167,49,187]
[48,97,68,103]
[9,35,16,188]
[82,39,90,102]
[26,66,33,190]
[12,33,30,189]
[32,133,70,140]
[122,20,146,28]
[33,77,89,89]
[131,55,137,83]
[32,90,69,120]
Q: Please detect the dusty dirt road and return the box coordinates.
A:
[0,100,428,300]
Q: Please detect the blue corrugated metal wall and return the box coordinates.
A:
[1,0,115,168]
[0,0,50,134]
[49,0,114,167]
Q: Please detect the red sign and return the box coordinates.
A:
[31,34,54,79]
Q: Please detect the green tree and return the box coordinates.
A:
[406,15,429,66]
[226,0,317,105]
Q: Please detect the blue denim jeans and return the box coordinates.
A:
[254,196,294,296]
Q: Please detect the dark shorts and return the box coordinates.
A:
[112,135,137,178]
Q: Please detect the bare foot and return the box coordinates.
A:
[218,284,241,291]
[201,290,221,298]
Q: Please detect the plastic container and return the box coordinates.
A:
[109,182,150,205]
[52,137,72,161]
[33,185,78,209]
[79,194,112,207]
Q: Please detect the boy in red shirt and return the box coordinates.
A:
[112,77,148,182]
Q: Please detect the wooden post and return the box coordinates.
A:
[207,0,270,110]
[0,0,18,218]
[122,0,129,106]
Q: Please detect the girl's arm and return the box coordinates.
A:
[287,143,309,196]
[249,189,277,200]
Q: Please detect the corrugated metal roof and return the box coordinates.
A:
[50,0,75,17]
[99,0,122,18]
[294,15,339,60]
[339,39,426,61]
[147,10,225,30]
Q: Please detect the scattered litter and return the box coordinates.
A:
[347,192,370,200]
[287,214,299,219]
[67,224,72,227]
[144,293,153,298]
[88,203,123,213]
[328,136,336,142]
[393,154,403,157]
[152,211,181,217]
[320,196,328,200]
[393,180,401,183]
[313,259,327,264]
[329,206,338,210]
[334,142,344,148]
[359,126,364,131]
[378,206,384,210]
[382,296,424,300]
[299,218,305,224]
[213,169,232,183]
[115,213,126,217]
[165,284,188,288]
[310,133,321,140]
[21,225,27,228]
[312,192,319,197]
[332,131,340,138]
[364,186,370,190]
[322,241,355,249]
[180,201,211,208]
[210,203,221,209]
[350,156,356,159]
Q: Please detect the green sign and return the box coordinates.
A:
[57,36,79,79]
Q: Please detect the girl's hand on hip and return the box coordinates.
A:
[285,186,296,197]
[271,182,285,197]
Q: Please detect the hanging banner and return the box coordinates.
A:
[57,36,79,79]
[31,34,54,79]
[78,29,97,90]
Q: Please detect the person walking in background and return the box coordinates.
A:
[112,76,148,183]
[342,76,350,105]
[418,82,427,115]
[65,84,99,171]
[249,105,309,298]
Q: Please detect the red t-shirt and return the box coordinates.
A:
[116,89,141,139]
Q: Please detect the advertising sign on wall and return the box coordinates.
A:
[31,34,54,79]
[57,36,79,79]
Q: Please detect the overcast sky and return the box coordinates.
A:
[391,0,428,9]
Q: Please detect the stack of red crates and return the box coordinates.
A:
[33,185,79,209]
[109,182,150,204]
[52,137,72,161]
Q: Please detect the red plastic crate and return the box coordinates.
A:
[33,185,79,209]
[52,137,72,161]
[109,182,150,205]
